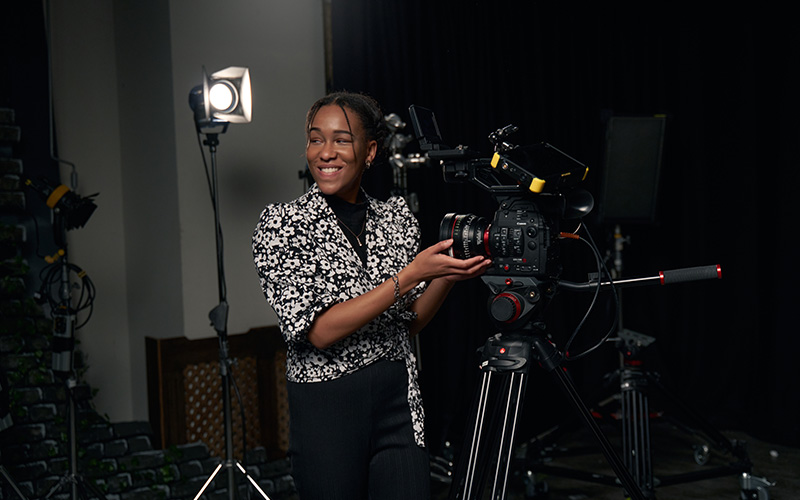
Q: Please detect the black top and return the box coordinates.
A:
[324,192,368,265]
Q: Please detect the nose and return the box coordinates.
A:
[320,140,336,160]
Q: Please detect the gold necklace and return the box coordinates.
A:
[336,216,366,247]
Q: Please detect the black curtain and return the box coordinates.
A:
[328,2,800,452]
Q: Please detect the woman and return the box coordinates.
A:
[252,91,490,499]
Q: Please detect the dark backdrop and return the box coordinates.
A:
[328,2,800,453]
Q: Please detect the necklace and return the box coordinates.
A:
[336,216,366,247]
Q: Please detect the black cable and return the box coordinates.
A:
[36,261,95,329]
[561,223,619,361]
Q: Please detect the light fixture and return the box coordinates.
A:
[25,176,98,231]
[189,66,252,130]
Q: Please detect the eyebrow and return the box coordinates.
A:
[308,127,354,136]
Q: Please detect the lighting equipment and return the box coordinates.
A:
[24,177,97,231]
[24,177,103,500]
[189,66,252,130]
[187,65,269,500]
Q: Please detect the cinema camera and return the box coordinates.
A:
[408,105,594,332]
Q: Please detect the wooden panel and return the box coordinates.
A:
[145,326,287,459]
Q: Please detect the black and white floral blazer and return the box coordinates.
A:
[252,184,428,446]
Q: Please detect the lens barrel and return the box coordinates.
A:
[439,213,491,259]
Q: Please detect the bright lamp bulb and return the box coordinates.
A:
[209,81,236,112]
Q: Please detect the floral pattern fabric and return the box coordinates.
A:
[252,184,428,446]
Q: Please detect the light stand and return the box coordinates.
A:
[40,214,105,500]
[23,176,99,500]
[188,66,269,500]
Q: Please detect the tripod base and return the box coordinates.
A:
[193,459,272,500]
[522,331,770,499]
[448,333,647,500]
[43,472,107,500]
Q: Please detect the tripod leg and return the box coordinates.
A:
[194,463,224,500]
[1,465,30,500]
[531,337,648,500]
[621,369,654,496]
[451,370,494,500]
[490,371,527,500]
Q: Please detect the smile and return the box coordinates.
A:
[319,166,342,173]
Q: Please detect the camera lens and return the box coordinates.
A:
[439,213,491,259]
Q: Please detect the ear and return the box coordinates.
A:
[366,139,378,164]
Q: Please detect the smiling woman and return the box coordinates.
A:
[252,91,492,499]
[305,103,377,203]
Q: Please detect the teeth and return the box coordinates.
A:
[320,167,340,173]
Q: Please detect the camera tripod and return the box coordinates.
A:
[449,330,648,500]
[448,265,727,500]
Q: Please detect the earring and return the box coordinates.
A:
[366,160,372,169]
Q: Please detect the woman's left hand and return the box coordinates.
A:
[406,239,492,285]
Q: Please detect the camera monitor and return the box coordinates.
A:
[408,105,444,151]
[599,115,666,224]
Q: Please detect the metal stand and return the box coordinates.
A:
[42,246,107,500]
[449,332,648,500]
[192,133,270,500]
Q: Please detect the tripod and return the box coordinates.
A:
[449,330,648,500]
[42,242,106,500]
[192,132,270,500]
[448,263,729,500]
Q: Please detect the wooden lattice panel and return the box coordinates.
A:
[183,356,261,458]
[146,328,288,460]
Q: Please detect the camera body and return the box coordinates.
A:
[441,195,558,279]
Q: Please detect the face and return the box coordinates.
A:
[306,104,377,203]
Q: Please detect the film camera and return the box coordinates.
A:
[408,105,593,330]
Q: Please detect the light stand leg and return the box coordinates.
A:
[1,465,30,500]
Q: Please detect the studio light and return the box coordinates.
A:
[186,65,267,500]
[188,66,252,130]
[25,176,98,231]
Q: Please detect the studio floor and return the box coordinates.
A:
[431,419,798,499]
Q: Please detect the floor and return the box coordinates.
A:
[431,419,797,499]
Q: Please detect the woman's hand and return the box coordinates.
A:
[403,239,492,286]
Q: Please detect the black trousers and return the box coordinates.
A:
[287,359,431,500]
